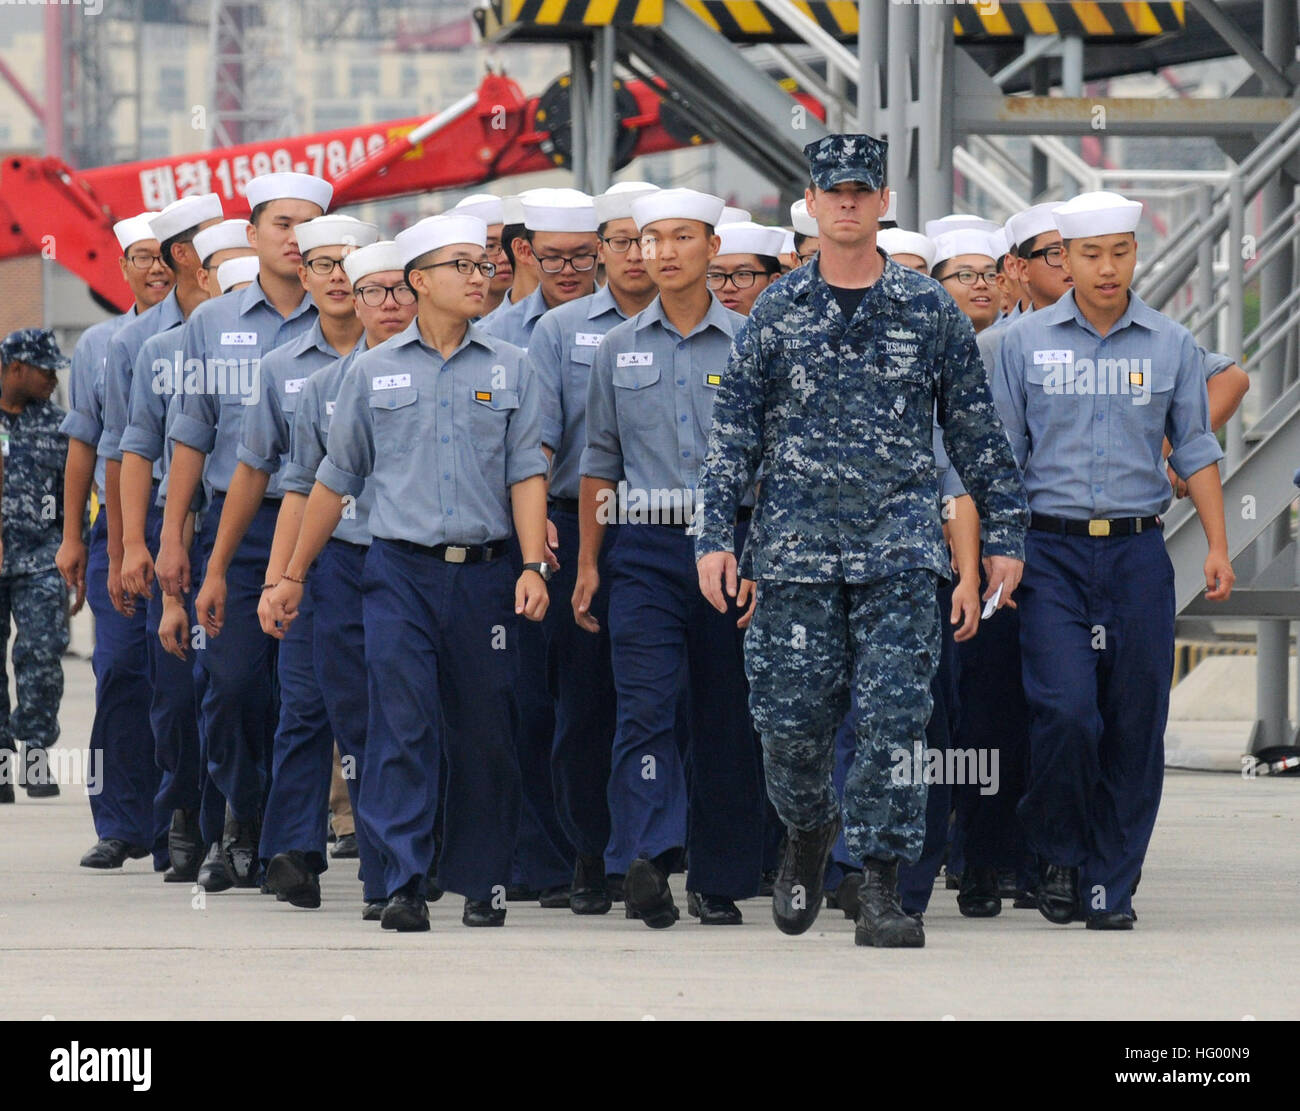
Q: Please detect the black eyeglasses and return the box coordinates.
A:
[940,267,998,287]
[416,259,497,278]
[706,270,767,290]
[600,235,636,254]
[304,257,348,276]
[797,251,818,264]
[536,253,597,274]
[127,252,164,270]
[355,283,416,307]
[1025,245,1065,268]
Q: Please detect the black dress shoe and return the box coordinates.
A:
[23,749,60,797]
[1012,888,1039,909]
[855,857,925,948]
[266,851,322,909]
[691,893,743,925]
[79,838,149,869]
[220,806,261,888]
[1086,910,1135,931]
[996,869,1021,899]
[624,856,679,929]
[772,817,840,936]
[957,866,1002,918]
[362,899,388,921]
[1036,862,1080,925]
[757,868,777,897]
[330,833,359,859]
[538,884,571,909]
[505,883,539,902]
[570,855,612,915]
[197,843,234,893]
[463,898,506,927]
[164,866,194,883]
[167,809,202,881]
[380,892,429,932]
[826,871,864,919]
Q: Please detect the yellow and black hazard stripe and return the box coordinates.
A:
[954,2,1185,41]
[477,0,666,41]
[680,0,856,43]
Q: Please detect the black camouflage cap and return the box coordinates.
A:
[803,134,888,191]
[0,328,69,372]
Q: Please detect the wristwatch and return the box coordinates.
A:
[522,561,552,583]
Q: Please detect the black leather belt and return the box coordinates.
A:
[1030,513,1161,538]
[548,498,580,516]
[385,538,507,563]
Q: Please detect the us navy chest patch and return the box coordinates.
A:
[882,328,919,357]
[616,352,652,367]
[372,374,411,391]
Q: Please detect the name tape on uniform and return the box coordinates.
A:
[575,332,603,347]
[372,374,412,391]
[325,400,336,416]
[220,331,258,346]
[616,352,653,367]
[1033,349,1074,364]
[283,378,307,394]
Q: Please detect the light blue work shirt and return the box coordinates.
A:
[100,290,184,462]
[991,289,1223,519]
[119,323,185,485]
[318,318,547,547]
[168,279,317,494]
[61,308,134,499]
[477,285,551,349]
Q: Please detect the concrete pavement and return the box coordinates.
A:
[0,654,1296,1020]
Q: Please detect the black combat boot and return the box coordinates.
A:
[772,817,840,935]
[855,856,926,948]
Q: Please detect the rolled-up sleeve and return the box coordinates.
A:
[1168,334,1224,480]
[236,375,289,475]
[98,333,134,461]
[120,339,170,462]
[60,331,104,447]
[505,358,550,487]
[528,315,564,454]
[319,364,372,498]
[282,375,327,496]
[579,337,624,482]
[169,318,220,454]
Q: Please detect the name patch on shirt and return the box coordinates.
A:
[1033,349,1073,365]
[616,352,653,367]
[325,401,336,416]
[283,378,306,394]
[575,332,603,347]
[220,331,258,346]
[372,374,412,391]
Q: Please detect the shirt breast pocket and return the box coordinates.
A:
[612,362,662,431]
[1119,362,1175,442]
[1024,362,1074,433]
[368,387,420,456]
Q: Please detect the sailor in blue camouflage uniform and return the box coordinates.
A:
[991,190,1234,930]
[578,187,766,929]
[158,172,330,889]
[57,214,173,863]
[0,329,71,802]
[529,181,660,914]
[261,238,417,920]
[695,134,1028,948]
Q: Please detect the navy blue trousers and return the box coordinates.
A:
[192,495,280,837]
[310,538,386,902]
[543,508,616,862]
[86,513,164,862]
[605,524,763,898]
[1016,529,1174,917]
[359,539,522,902]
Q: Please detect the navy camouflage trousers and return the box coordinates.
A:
[745,571,941,864]
[0,568,69,751]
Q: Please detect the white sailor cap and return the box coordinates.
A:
[453,194,505,226]
[924,214,1000,239]
[216,255,260,294]
[113,213,158,252]
[932,229,1002,267]
[790,199,818,238]
[244,171,333,213]
[148,193,224,242]
[877,228,937,271]
[632,188,726,231]
[1053,191,1143,239]
[294,214,380,255]
[522,188,598,233]
[715,221,787,260]
[720,205,751,225]
[1006,202,1064,250]
[501,194,526,226]
[395,213,487,266]
[193,219,252,263]
[593,181,659,225]
[780,229,796,255]
[343,240,406,286]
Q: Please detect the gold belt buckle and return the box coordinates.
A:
[445,545,468,563]
[1088,519,1110,537]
